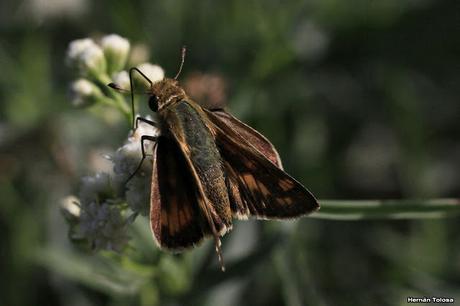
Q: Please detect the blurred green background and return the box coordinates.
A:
[1,0,460,305]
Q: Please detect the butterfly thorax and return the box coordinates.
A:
[151,78,187,111]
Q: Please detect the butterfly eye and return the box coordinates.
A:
[148,95,159,112]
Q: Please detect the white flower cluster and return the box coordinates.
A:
[66,34,165,109]
[61,120,159,252]
[64,34,164,253]
[61,173,126,251]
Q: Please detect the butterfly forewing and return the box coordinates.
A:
[150,136,209,250]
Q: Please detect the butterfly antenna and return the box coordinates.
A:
[173,46,187,80]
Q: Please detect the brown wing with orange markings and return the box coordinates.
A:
[205,110,319,220]
[150,136,209,251]
[210,109,283,168]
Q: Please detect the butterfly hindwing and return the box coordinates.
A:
[150,136,208,251]
[210,109,283,168]
[205,110,320,220]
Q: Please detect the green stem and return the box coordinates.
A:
[311,198,460,220]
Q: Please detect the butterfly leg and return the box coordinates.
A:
[134,116,158,130]
[125,135,158,184]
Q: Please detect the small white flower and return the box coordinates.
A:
[101,34,130,74]
[79,172,113,205]
[113,117,159,169]
[66,38,107,79]
[74,172,130,251]
[72,78,93,96]
[79,201,129,252]
[135,63,165,88]
[69,78,102,107]
[61,196,81,222]
[67,38,97,63]
[111,70,130,91]
[101,34,130,56]
[81,46,106,77]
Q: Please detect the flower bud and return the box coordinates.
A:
[67,38,96,64]
[101,34,130,74]
[67,38,107,79]
[69,78,103,107]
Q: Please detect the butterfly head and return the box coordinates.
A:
[148,46,188,112]
[107,47,188,117]
[148,78,186,112]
